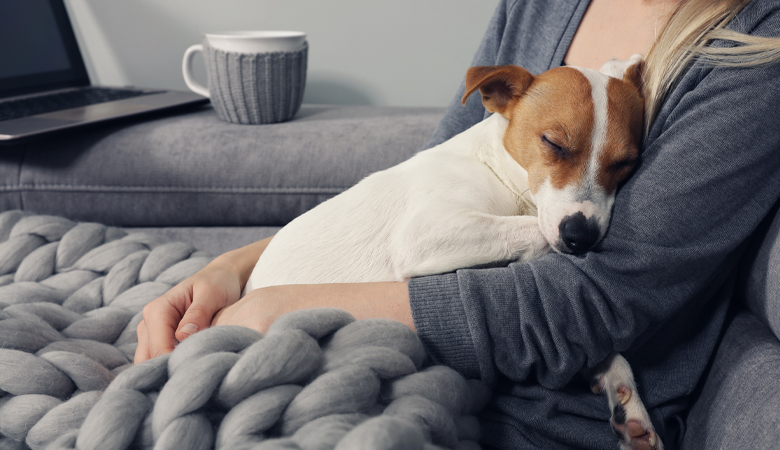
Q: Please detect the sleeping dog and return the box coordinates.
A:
[246,55,661,450]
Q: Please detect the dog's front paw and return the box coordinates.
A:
[589,353,663,450]
[512,218,553,263]
[592,379,663,450]
[604,385,663,450]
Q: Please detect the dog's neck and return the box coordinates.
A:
[441,114,535,210]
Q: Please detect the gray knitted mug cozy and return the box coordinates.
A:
[203,42,308,125]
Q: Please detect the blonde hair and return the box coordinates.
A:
[643,0,780,133]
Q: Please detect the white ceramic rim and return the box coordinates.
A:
[206,31,306,39]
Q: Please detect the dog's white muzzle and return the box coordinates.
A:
[535,181,613,254]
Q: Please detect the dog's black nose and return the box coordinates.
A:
[559,212,600,254]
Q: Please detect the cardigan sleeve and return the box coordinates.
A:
[410,13,780,388]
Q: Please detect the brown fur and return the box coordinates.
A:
[599,76,644,195]
[462,65,533,115]
[463,64,644,197]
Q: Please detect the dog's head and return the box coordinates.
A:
[462,55,645,254]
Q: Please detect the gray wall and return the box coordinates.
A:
[63,0,499,107]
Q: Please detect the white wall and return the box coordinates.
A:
[63,0,499,107]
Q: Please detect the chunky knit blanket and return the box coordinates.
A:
[0,211,488,450]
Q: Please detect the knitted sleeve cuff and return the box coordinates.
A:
[408,273,483,379]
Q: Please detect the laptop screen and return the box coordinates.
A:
[0,0,90,99]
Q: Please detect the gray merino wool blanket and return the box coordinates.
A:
[0,211,489,450]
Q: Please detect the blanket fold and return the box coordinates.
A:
[0,211,487,450]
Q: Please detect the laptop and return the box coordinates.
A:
[0,0,208,144]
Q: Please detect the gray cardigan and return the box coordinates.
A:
[407,1,780,448]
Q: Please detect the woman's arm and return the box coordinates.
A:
[134,237,272,363]
[211,281,413,333]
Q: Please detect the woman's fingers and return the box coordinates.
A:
[137,289,188,363]
[175,280,235,341]
[132,240,268,365]
[134,320,150,364]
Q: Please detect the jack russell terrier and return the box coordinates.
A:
[245,54,661,450]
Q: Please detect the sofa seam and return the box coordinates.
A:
[0,184,347,194]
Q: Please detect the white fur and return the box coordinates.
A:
[245,113,547,292]
[248,58,645,289]
[599,53,643,79]
[579,66,610,190]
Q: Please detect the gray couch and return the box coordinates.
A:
[1,105,778,449]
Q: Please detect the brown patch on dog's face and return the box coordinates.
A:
[501,67,597,196]
[597,76,644,196]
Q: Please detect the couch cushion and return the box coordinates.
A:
[741,200,780,340]
[0,105,443,227]
[682,312,780,450]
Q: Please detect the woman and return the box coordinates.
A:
[135,0,780,448]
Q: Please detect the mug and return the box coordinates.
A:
[182,31,308,124]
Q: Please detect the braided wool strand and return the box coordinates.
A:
[0,211,489,450]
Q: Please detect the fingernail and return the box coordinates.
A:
[180,323,199,336]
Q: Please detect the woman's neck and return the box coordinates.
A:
[564,0,681,70]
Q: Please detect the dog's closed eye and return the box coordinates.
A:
[541,135,568,158]
[611,158,637,172]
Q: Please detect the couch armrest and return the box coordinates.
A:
[682,312,780,450]
[740,199,780,340]
[0,105,444,227]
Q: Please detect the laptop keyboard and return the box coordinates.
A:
[0,87,162,122]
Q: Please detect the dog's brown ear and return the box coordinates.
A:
[622,60,645,94]
[461,65,534,118]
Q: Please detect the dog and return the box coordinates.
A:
[245,54,661,450]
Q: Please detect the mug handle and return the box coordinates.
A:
[182,44,210,98]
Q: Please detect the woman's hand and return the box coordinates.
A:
[211,281,415,334]
[134,237,272,364]
[134,264,243,363]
